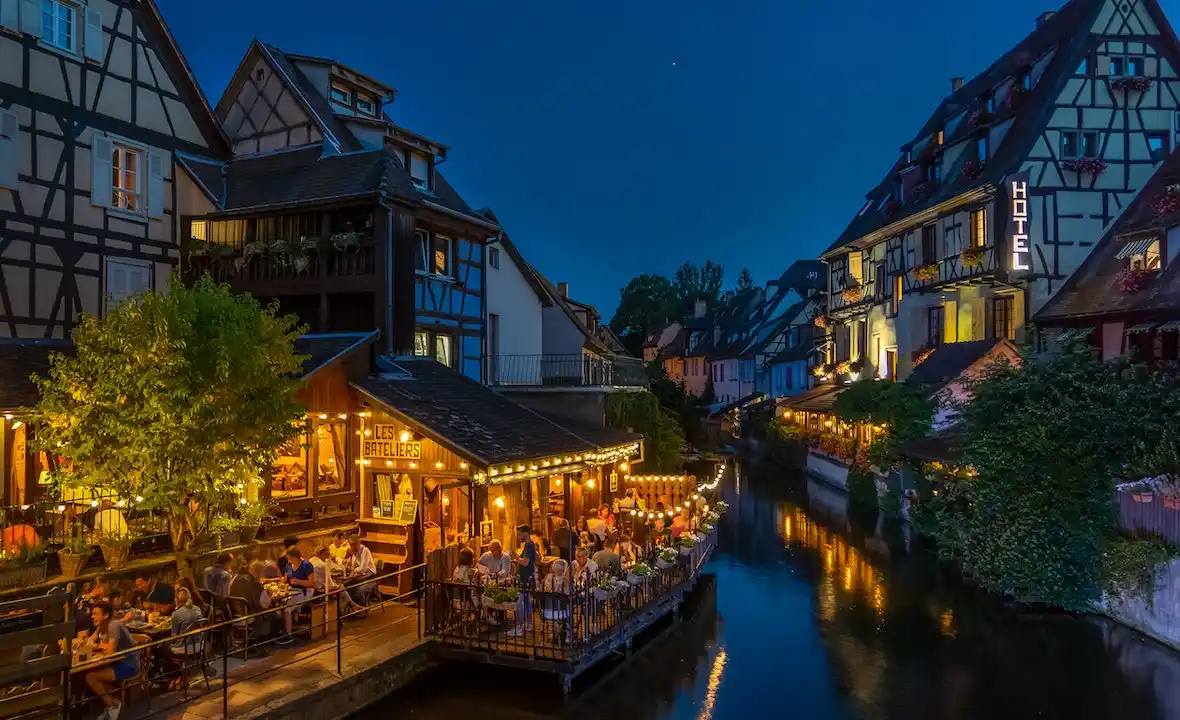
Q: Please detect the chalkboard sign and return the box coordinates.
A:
[609,472,619,493]
[479,520,493,545]
[397,498,418,524]
[380,500,394,518]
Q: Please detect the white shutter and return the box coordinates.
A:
[106,261,129,309]
[83,8,103,62]
[0,109,17,190]
[0,0,20,33]
[91,134,112,208]
[147,151,164,218]
[128,263,151,295]
[19,0,38,37]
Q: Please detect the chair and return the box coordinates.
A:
[224,596,258,660]
[366,559,385,608]
[167,619,211,699]
[198,589,223,623]
[121,634,152,709]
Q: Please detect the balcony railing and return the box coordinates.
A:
[908,245,997,289]
[186,240,376,285]
[490,354,647,388]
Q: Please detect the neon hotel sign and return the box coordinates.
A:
[1009,176,1031,273]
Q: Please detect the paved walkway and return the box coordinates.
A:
[107,605,423,720]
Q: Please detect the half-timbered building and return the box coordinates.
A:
[820,0,1180,382]
[180,41,497,381]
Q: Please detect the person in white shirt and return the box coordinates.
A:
[571,546,598,586]
[478,541,512,579]
[309,546,339,593]
[586,508,607,542]
[345,536,377,605]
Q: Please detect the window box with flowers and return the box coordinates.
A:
[959,248,986,269]
[812,314,827,329]
[961,159,982,182]
[1116,267,1156,294]
[915,263,939,283]
[842,283,862,304]
[912,181,936,202]
[1062,157,1107,175]
[1111,76,1153,93]
[1152,185,1180,216]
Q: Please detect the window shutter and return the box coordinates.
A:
[91,134,112,208]
[0,109,18,190]
[147,151,164,218]
[19,0,38,37]
[0,0,20,33]
[83,8,103,62]
[106,261,128,310]
[129,263,151,295]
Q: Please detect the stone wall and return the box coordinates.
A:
[1101,558,1180,654]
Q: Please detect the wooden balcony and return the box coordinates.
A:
[908,245,997,291]
[185,239,378,295]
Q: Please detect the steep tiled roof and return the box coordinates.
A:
[294,331,378,378]
[221,147,394,212]
[258,42,361,153]
[353,358,596,466]
[1036,147,1180,322]
[824,0,1105,256]
[531,411,643,449]
[0,339,73,410]
[905,340,1002,388]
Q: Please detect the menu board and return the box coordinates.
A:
[479,520,493,546]
[397,498,418,524]
[609,472,619,493]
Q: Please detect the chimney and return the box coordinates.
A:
[557,282,569,298]
[951,77,964,93]
[694,298,707,318]
[1036,10,1055,27]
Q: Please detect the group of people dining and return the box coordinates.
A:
[13,530,382,720]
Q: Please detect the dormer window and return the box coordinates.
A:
[1123,237,1162,270]
[356,93,377,116]
[1021,72,1032,90]
[330,83,350,105]
[985,94,995,113]
[409,151,430,191]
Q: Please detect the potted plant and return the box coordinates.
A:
[678,534,698,557]
[656,547,678,570]
[592,574,621,601]
[1112,76,1152,93]
[1116,267,1156,294]
[960,247,986,268]
[57,531,93,580]
[699,522,715,537]
[0,538,46,591]
[1062,157,1107,175]
[209,514,241,550]
[97,529,134,571]
[330,231,363,252]
[714,501,729,514]
[841,283,862,304]
[480,584,519,611]
[237,501,273,544]
[626,562,654,586]
[915,263,939,283]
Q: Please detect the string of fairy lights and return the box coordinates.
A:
[623,461,726,521]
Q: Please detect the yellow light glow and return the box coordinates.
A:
[399,430,411,442]
[555,478,563,487]
[494,496,505,508]
[460,461,468,469]
[338,413,347,420]
[386,460,393,467]
[328,458,335,463]
[90,500,98,508]
[363,429,372,437]
[443,496,450,505]
[135,496,143,503]
[319,413,328,420]
[619,462,629,472]
[116,500,126,508]
[11,421,21,430]
[587,479,596,489]
[409,461,417,469]
[240,498,248,505]
[435,461,444,469]
[2,414,10,420]
[56,504,65,512]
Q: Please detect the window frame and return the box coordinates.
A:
[413,329,457,368]
[927,306,945,348]
[970,208,987,248]
[488,246,500,269]
[41,0,77,54]
[111,141,142,215]
[1111,57,1126,76]
[992,295,1014,341]
[1081,132,1100,158]
[1148,132,1169,163]
[329,83,351,106]
[415,229,453,278]
[1061,130,1079,159]
[1127,56,1145,76]
[355,92,377,116]
[921,224,938,264]
[104,257,151,314]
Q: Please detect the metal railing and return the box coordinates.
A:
[489,354,647,388]
[424,538,714,661]
[13,563,426,720]
[186,241,377,285]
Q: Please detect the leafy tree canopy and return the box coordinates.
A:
[34,276,308,551]
[610,274,676,352]
[833,378,934,468]
[606,392,684,473]
[672,261,724,317]
[736,268,756,293]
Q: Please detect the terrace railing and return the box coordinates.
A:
[490,354,647,389]
[186,238,377,285]
[423,535,715,662]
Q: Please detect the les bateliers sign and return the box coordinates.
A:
[362,424,422,460]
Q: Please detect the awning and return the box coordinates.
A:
[780,384,847,412]
[1158,320,1180,332]
[1055,327,1094,343]
[1116,237,1155,259]
[1126,323,1157,334]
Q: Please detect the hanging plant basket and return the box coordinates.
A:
[1116,267,1156,294]
[100,543,130,571]
[961,159,982,182]
[960,248,985,268]
[812,315,827,329]
[57,549,90,579]
[1062,157,1107,176]
[1112,76,1153,93]
[915,263,939,282]
[841,284,862,304]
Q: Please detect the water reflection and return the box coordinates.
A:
[359,462,1180,720]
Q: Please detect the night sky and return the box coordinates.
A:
[159,0,1118,318]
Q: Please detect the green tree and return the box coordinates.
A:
[606,392,684,473]
[33,276,307,551]
[672,261,724,316]
[610,274,676,354]
[930,347,1180,609]
[736,268,756,293]
[833,378,934,469]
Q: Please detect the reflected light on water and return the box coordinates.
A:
[785,508,889,616]
[696,648,728,720]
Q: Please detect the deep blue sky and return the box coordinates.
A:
[160,0,1088,319]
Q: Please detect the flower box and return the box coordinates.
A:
[0,561,46,591]
[679,546,694,557]
[626,573,649,586]
[1164,497,1180,511]
[1111,76,1152,93]
[1116,268,1156,294]
[960,248,985,268]
[656,557,676,570]
[961,159,982,182]
[1152,187,1180,216]
[1132,492,1154,504]
[1062,157,1107,175]
[915,263,939,283]
[593,586,617,602]
[841,285,862,304]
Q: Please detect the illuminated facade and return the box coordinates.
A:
[821,0,1180,382]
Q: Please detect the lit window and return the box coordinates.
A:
[435,335,452,367]
[1111,57,1125,76]
[190,220,207,241]
[356,93,377,116]
[330,83,350,105]
[111,143,139,212]
[414,331,430,357]
[270,429,309,499]
[936,129,944,145]
[971,209,986,248]
[42,0,75,53]
[416,230,450,276]
[847,252,863,284]
[1130,238,1162,270]
[314,421,350,494]
[891,275,903,316]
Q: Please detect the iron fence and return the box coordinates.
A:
[10,563,426,720]
[489,354,647,388]
[0,489,171,559]
[424,538,714,661]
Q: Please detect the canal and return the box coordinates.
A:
[357,461,1180,719]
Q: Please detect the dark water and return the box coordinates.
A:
[357,461,1180,719]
